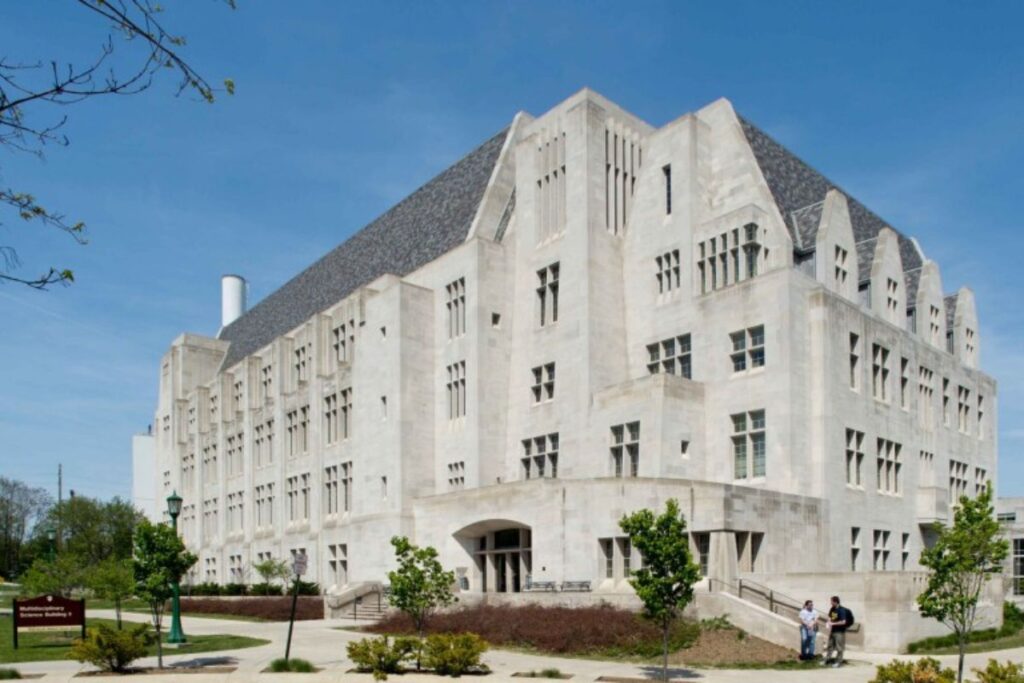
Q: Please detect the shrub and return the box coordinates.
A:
[188,581,222,596]
[250,582,284,596]
[870,657,955,683]
[179,596,323,620]
[908,602,1024,653]
[422,633,488,677]
[222,582,248,596]
[69,623,152,673]
[347,635,418,681]
[974,660,1024,683]
[516,669,566,679]
[1002,602,1024,634]
[296,580,321,596]
[369,604,699,657]
[268,657,317,673]
[0,670,21,680]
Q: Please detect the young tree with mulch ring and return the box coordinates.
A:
[917,483,1008,683]
[620,498,702,682]
[386,536,456,669]
[132,519,197,669]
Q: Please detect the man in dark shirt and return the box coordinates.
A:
[822,595,851,667]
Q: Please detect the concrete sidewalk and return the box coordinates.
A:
[5,610,1022,682]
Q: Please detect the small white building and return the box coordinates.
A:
[152,90,999,650]
[132,431,159,522]
[998,498,1024,607]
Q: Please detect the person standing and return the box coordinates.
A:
[799,599,819,660]
[822,595,853,668]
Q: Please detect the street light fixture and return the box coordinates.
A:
[166,491,187,644]
[284,550,308,663]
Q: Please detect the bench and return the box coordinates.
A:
[560,580,592,592]
[524,576,558,592]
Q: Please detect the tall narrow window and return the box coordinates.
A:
[957,385,971,434]
[886,278,899,321]
[332,319,356,364]
[876,438,902,495]
[662,165,672,214]
[900,357,910,410]
[341,462,353,512]
[531,363,555,403]
[873,529,891,571]
[537,263,560,327]
[324,465,339,516]
[834,245,849,287]
[447,361,467,419]
[260,363,273,403]
[871,343,890,402]
[845,429,864,488]
[850,527,861,571]
[655,249,681,294]
[340,388,353,440]
[978,394,985,440]
[324,393,339,445]
[646,334,692,378]
[949,459,968,504]
[918,366,934,429]
[942,378,951,427]
[446,277,466,339]
[849,333,861,390]
[732,410,767,479]
[293,344,309,384]
[929,305,942,346]
[610,422,640,477]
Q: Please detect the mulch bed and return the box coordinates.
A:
[75,666,237,676]
[668,627,795,666]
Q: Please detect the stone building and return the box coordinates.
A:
[151,89,998,650]
[998,498,1024,607]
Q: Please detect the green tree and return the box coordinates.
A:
[0,1,234,289]
[918,483,1009,683]
[88,558,135,629]
[132,519,197,669]
[0,476,52,580]
[386,536,455,668]
[19,553,86,597]
[253,557,291,586]
[39,496,143,565]
[619,498,701,682]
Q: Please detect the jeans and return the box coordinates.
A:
[800,625,816,658]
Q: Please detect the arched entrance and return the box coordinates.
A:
[454,520,532,594]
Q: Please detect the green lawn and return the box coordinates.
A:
[912,632,1024,656]
[0,615,269,664]
[83,599,265,622]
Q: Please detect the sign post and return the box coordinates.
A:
[12,595,86,649]
[284,551,307,663]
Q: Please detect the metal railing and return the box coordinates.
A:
[707,577,829,629]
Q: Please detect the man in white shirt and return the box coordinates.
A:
[799,599,819,660]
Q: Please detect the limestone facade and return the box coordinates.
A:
[151,90,998,650]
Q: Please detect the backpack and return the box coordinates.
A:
[843,606,855,628]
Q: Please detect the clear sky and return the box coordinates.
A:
[1,1,1022,504]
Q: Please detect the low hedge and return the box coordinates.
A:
[180,596,324,621]
[907,602,1024,653]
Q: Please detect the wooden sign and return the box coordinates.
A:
[12,595,86,649]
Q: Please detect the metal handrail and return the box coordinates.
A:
[707,577,828,627]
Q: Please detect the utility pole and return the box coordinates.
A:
[57,464,63,552]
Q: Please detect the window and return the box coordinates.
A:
[834,245,849,287]
[730,326,765,372]
[333,319,356,365]
[620,538,633,576]
[845,429,864,488]
[341,461,353,512]
[849,333,861,390]
[447,361,467,419]
[647,334,692,378]
[380,395,387,419]
[692,533,710,576]
[447,461,466,490]
[286,406,309,456]
[873,529,891,571]
[293,343,309,384]
[209,394,219,423]
[919,451,935,486]
[201,444,218,484]
[902,533,911,570]
[697,226,762,293]
[851,527,861,571]
[610,422,640,477]
[260,363,273,402]
[957,385,971,434]
[601,539,614,579]
[521,433,559,479]
[975,467,988,496]
[226,492,244,533]
[202,497,219,538]
[381,476,388,499]
[871,343,890,402]
[942,378,951,426]
[918,366,934,430]
[732,410,766,479]
[232,379,243,412]
[655,249,681,294]
[900,358,910,410]
[446,277,466,339]
[324,465,339,516]
[966,327,976,360]
[181,453,195,494]
[978,395,985,440]
[928,305,942,346]
[328,544,348,587]
[531,363,555,403]
[663,165,672,214]
[946,329,955,353]
[255,484,274,527]
[886,277,899,321]
[743,223,762,278]
[1013,539,1024,597]
[949,459,969,504]
[324,393,339,444]
[876,438,902,495]
[286,476,299,521]
[226,432,244,477]
[537,263,560,327]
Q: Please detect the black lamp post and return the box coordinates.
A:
[165,491,186,644]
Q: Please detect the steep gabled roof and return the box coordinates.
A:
[739,118,922,279]
[217,127,509,370]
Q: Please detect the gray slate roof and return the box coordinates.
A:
[217,128,509,370]
[739,118,923,280]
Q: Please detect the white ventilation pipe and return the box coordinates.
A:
[221,274,247,328]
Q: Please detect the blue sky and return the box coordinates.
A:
[1,1,1022,502]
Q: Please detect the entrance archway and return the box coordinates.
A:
[454,520,532,594]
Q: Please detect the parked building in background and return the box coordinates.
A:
[998,498,1024,607]
[131,430,158,522]
[149,89,999,650]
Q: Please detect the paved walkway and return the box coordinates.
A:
[5,610,1023,682]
